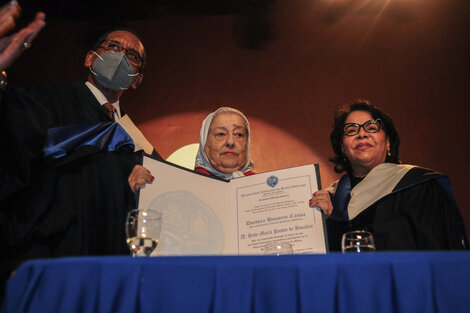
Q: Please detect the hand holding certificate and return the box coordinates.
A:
[137,156,327,256]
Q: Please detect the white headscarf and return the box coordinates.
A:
[195,107,254,180]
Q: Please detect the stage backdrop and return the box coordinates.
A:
[10,0,470,240]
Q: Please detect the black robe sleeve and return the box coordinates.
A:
[0,86,51,201]
[364,179,467,250]
[0,83,144,298]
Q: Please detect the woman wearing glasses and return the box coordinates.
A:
[310,100,468,251]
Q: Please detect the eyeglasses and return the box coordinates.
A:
[343,119,383,136]
[98,39,144,67]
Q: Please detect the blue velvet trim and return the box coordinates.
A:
[329,175,351,222]
[43,122,135,158]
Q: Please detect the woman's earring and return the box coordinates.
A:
[387,150,391,157]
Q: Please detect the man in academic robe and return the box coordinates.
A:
[0,28,161,296]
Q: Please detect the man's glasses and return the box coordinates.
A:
[98,39,143,68]
[343,119,383,136]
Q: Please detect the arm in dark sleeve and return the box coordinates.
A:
[0,86,51,201]
[371,180,468,250]
[407,179,468,250]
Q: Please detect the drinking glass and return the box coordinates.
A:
[125,209,162,257]
[263,241,293,256]
[341,230,375,253]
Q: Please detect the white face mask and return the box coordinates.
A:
[90,51,139,91]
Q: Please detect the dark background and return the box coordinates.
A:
[9,0,470,239]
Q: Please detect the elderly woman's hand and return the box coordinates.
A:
[309,190,333,217]
[128,165,154,193]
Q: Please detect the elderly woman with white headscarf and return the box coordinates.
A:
[127,107,255,191]
[194,107,255,179]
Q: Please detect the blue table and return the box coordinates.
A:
[2,252,470,313]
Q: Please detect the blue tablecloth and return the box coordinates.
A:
[2,252,470,313]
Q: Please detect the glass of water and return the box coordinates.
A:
[263,241,293,256]
[341,230,375,253]
[125,209,162,257]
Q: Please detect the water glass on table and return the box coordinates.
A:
[341,230,375,253]
[263,241,293,256]
[125,209,162,257]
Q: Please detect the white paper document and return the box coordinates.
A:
[138,155,327,256]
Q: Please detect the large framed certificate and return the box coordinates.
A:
[138,155,327,255]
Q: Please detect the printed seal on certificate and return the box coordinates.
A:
[148,190,225,255]
[266,175,279,188]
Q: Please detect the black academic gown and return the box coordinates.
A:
[0,82,152,296]
[326,165,468,252]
